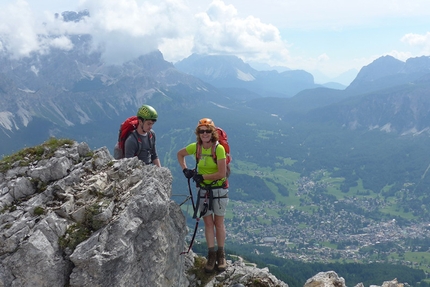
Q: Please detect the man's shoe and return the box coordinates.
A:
[204,250,217,273]
[216,249,227,271]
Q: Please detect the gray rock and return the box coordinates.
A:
[28,156,72,183]
[304,271,346,287]
[5,166,29,179]
[202,258,288,287]
[8,177,35,200]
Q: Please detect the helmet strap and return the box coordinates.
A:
[137,119,145,134]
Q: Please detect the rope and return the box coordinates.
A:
[180,178,200,255]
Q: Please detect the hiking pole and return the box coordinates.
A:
[180,218,200,255]
[180,192,209,255]
[180,177,198,255]
[187,177,196,210]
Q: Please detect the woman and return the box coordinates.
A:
[177,118,229,273]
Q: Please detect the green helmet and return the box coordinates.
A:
[137,105,158,121]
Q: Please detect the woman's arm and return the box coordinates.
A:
[177,147,190,170]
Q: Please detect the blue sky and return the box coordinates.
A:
[1,0,430,85]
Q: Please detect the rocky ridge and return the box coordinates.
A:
[0,139,407,286]
[0,139,188,286]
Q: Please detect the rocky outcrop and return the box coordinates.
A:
[304,271,406,287]
[304,271,346,287]
[202,258,288,287]
[0,140,188,286]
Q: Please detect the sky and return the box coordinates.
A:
[1,0,430,84]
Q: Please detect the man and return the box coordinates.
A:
[124,104,161,167]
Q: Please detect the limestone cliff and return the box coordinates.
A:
[0,139,189,286]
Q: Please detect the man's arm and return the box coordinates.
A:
[152,158,161,167]
[150,131,161,166]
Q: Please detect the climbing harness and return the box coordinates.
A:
[180,181,228,255]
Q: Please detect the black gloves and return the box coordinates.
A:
[193,174,204,185]
[183,168,204,185]
[183,168,195,179]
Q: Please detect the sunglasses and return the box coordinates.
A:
[198,129,212,134]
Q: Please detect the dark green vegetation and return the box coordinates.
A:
[193,243,428,287]
[58,223,92,250]
[257,254,427,287]
[0,137,75,173]
[58,203,110,250]
[186,256,217,286]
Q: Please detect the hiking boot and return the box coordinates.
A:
[216,249,227,271]
[204,250,217,273]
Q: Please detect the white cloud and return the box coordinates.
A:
[191,0,290,66]
[385,50,413,62]
[0,0,43,58]
[8,0,293,67]
[0,0,87,58]
[49,36,74,50]
[402,32,430,46]
[78,0,192,64]
[317,53,330,62]
[0,0,191,64]
[401,32,430,54]
[1,0,430,78]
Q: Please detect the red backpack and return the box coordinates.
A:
[114,116,154,159]
[196,127,231,188]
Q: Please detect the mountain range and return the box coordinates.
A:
[2,11,430,205]
[175,53,329,97]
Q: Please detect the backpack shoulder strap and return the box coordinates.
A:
[131,130,143,156]
[211,143,218,162]
[212,142,225,163]
[194,142,200,171]
[195,142,201,163]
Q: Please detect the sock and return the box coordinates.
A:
[217,246,224,252]
[209,247,215,252]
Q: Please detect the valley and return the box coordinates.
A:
[180,165,430,277]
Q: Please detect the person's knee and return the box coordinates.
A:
[203,216,215,227]
[214,217,225,229]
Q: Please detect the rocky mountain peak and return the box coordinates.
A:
[0,139,189,286]
[347,55,430,94]
[59,10,90,22]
